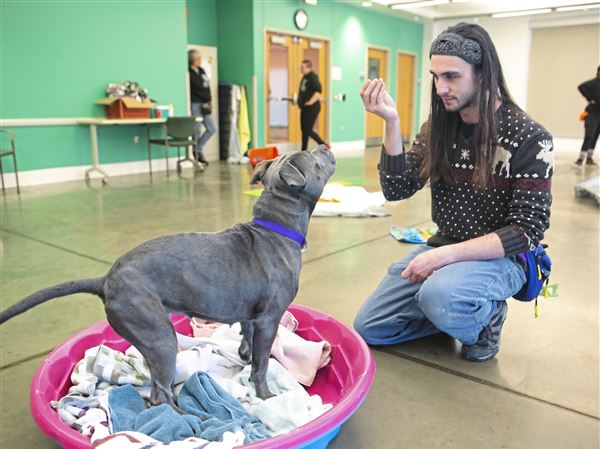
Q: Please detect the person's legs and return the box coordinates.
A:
[196,112,217,162]
[586,113,600,163]
[354,245,441,345]
[577,113,600,165]
[306,104,326,147]
[191,103,203,160]
[416,256,526,346]
[300,108,311,151]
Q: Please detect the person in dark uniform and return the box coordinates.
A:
[575,65,600,167]
[298,60,327,151]
[188,49,216,165]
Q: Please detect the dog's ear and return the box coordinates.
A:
[279,161,306,188]
[250,160,274,185]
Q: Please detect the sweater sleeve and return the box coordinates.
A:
[378,120,429,201]
[495,131,553,257]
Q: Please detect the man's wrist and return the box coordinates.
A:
[438,244,459,265]
[385,115,400,127]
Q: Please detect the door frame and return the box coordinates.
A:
[264,27,332,152]
[364,44,391,147]
[396,50,419,145]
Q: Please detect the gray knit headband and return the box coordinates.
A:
[430,32,482,66]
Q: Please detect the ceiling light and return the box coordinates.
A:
[391,0,449,9]
[492,8,552,18]
[362,1,373,6]
[556,3,600,12]
[304,0,317,5]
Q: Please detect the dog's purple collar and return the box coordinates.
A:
[252,217,307,251]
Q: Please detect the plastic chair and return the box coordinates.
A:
[0,129,20,193]
[147,117,203,177]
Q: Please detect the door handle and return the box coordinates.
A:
[267,95,298,106]
[268,96,294,102]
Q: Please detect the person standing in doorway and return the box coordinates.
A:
[189,50,216,166]
[574,65,600,167]
[298,60,327,151]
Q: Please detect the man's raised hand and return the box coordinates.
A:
[359,78,399,123]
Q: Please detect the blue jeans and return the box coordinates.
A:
[191,102,217,160]
[354,245,526,346]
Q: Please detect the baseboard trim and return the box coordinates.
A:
[0,157,184,189]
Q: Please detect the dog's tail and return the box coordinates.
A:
[0,278,104,324]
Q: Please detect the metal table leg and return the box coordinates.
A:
[85,124,109,184]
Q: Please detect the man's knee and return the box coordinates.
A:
[416,279,460,330]
[353,310,376,344]
[353,299,394,345]
[417,277,493,333]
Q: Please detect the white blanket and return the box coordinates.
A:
[313,183,389,217]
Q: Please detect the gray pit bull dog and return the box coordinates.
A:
[0,145,336,408]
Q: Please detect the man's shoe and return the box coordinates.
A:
[573,158,584,168]
[586,158,597,167]
[462,301,508,362]
[199,158,209,166]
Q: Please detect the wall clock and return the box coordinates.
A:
[294,9,308,30]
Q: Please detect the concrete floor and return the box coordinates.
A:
[1,148,599,448]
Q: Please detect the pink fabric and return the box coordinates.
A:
[189,312,330,386]
[271,324,331,387]
[190,318,223,338]
[279,311,299,333]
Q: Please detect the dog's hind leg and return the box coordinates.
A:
[105,297,179,410]
[249,316,280,400]
[238,320,254,363]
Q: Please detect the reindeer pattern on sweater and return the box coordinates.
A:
[378,103,553,257]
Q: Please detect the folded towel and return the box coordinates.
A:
[178,371,270,443]
[69,345,151,397]
[270,324,331,386]
[109,372,271,445]
[93,430,245,449]
[238,359,333,435]
[207,316,331,387]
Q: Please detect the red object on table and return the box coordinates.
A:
[96,97,152,119]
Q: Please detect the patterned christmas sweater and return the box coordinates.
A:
[379,103,553,257]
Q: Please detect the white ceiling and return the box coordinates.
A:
[368,0,600,20]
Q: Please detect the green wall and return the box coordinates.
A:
[216,0,256,145]
[187,0,218,46]
[0,0,189,172]
[252,0,423,146]
[1,0,423,175]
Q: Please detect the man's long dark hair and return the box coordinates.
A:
[421,23,517,188]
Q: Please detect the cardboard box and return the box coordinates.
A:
[96,97,153,119]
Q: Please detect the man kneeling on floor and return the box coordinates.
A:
[354,23,554,362]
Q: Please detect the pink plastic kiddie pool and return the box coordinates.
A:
[30,304,375,449]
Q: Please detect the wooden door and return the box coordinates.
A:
[266,33,297,145]
[366,48,388,146]
[266,32,328,150]
[301,39,328,142]
[396,52,415,145]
